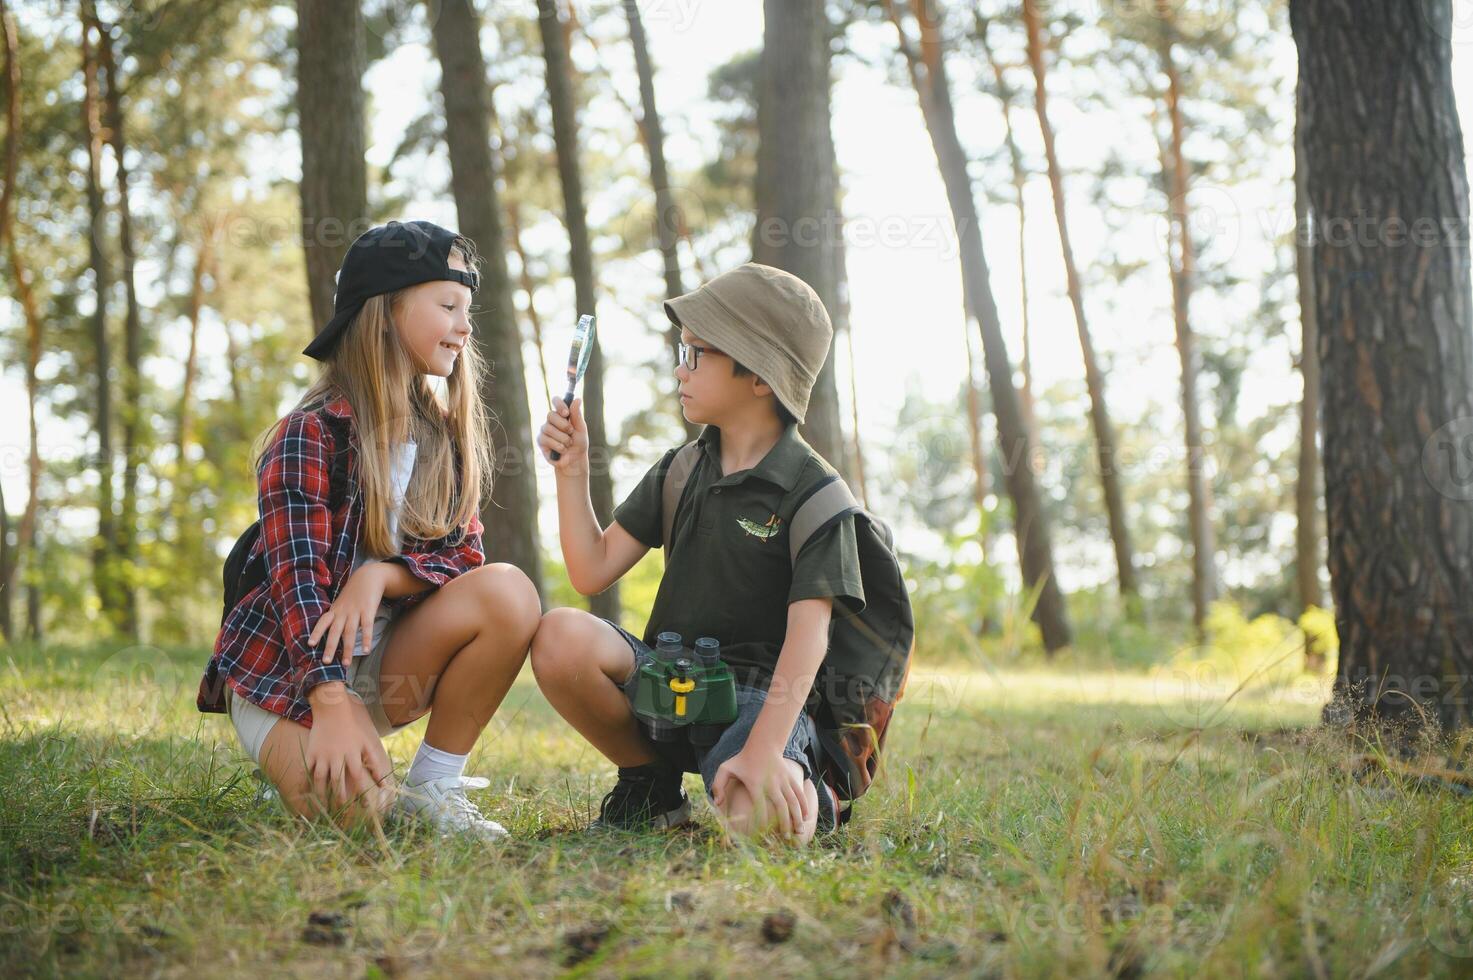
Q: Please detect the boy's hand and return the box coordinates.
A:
[537,397,589,475]
[711,746,811,839]
[310,562,389,665]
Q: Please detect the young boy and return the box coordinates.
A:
[532,263,865,844]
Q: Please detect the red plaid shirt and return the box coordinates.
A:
[197,394,485,728]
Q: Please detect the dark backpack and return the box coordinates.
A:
[659,442,915,814]
[220,417,353,626]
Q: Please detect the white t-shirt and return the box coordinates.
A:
[347,439,417,659]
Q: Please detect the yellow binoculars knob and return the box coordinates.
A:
[669,676,696,717]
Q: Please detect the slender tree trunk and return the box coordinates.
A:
[176,231,212,482]
[961,305,990,563]
[0,0,17,642]
[538,0,619,621]
[1292,0,1473,736]
[889,0,1072,652]
[506,201,555,413]
[623,0,699,444]
[81,14,121,632]
[1293,81,1323,615]
[0,479,8,642]
[1021,0,1138,606]
[842,288,871,510]
[296,0,369,336]
[830,222,867,503]
[169,226,212,565]
[975,13,1042,454]
[752,0,851,479]
[93,9,141,641]
[223,298,243,409]
[1157,30,1219,635]
[430,0,545,596]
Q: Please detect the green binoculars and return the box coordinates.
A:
[631,632,738,747]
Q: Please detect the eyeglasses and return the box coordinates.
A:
[677,341,726,371]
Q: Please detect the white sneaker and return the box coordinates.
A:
[392,775,509,842]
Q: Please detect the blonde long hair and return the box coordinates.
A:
[258,242,493,557]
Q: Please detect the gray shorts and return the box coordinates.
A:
[602,619,837,832]
[227,606,414,768]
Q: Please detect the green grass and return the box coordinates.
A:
[3,641,1473,977]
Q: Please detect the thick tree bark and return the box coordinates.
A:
[1292,0,1473,736]
[1293,80,1324,614]
[93,8,141,640]
[1021,0,1138,607]
[1155,27,1219,634]
[752,0,851,479]
[430,0,544,596]
[296,0,369,336]
[623,0,699,444]
[890,0,1072,652]
[80,13,122,632]
[537,0,620,621]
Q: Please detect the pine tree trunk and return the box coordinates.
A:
[975,13,1041,456]
[1293,81,1324,614]
[1156,33,1218,634]
[537,0,619,622]
[1292,0,1473,736]
[1022,0,1138,606]
[0,479,8,642]
[430,0,544,597]
[753,0,851,479]
[295,0,368,336]
[0,0,17,642]
[94,9,141,641]
[507,201,555,412]
[176,232,210,487]
[623,0,700,444]
[80,14,121,634]
[962,309,990,564]
[890,0,1072,652]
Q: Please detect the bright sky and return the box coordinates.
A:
[6,3,1473,592]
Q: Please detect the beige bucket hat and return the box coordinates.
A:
[664,262,834,424]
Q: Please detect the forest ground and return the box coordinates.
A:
[2,641,1471,978]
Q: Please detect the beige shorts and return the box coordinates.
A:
[226,608,415,768]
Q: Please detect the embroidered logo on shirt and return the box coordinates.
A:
[737,514,783,541]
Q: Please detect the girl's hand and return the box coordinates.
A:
[310,562,389,665]
[537,397,588,474]
[305,688,395,818]
[711,747,811,840]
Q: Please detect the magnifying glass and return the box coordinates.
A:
[550,314,596,461]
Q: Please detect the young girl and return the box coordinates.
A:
[197,220,541,840]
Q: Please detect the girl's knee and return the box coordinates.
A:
[468,563,542,640]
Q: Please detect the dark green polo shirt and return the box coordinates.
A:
[612,423,866,688]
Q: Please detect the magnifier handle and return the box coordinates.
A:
[549,392,576,461]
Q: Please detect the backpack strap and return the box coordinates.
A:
[322,413,355,510]
[789,474,863,564]
[660,442,703,559]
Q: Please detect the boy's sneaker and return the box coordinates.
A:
[393,775,509,842]
[591,764,691,830]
